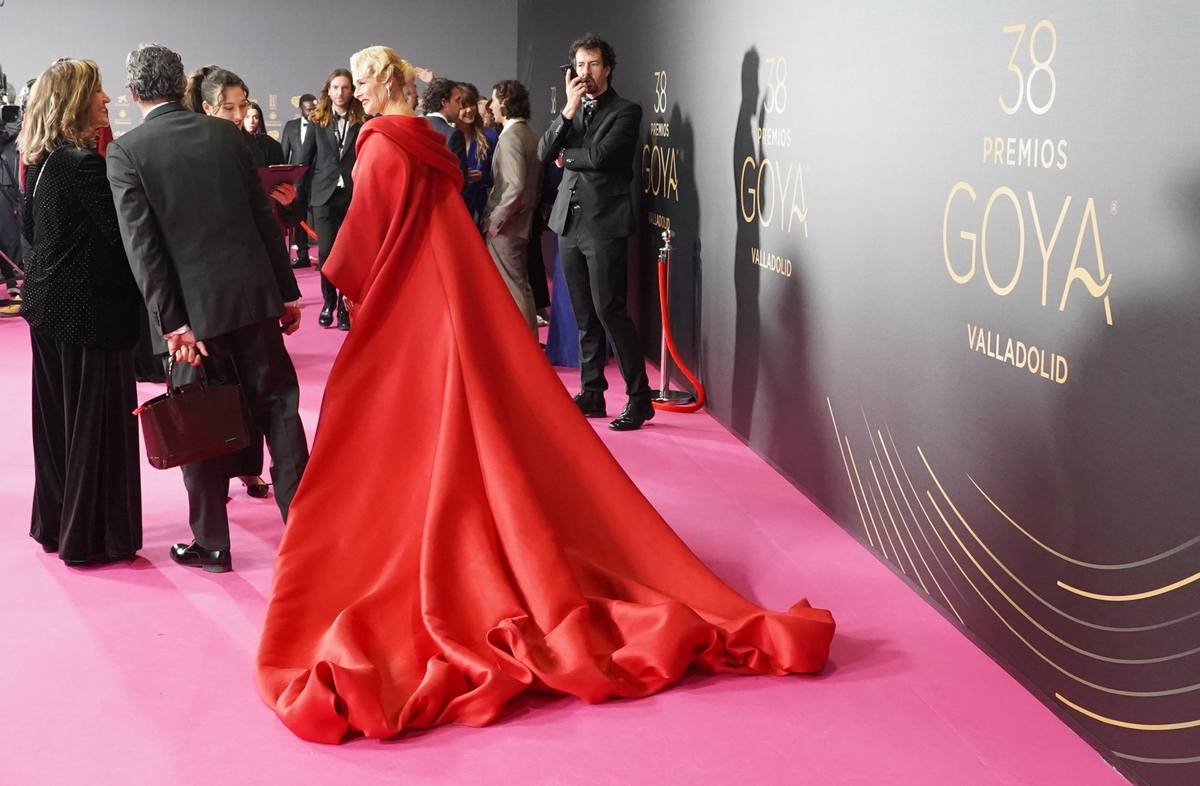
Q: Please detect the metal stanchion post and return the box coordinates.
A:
[651,230,696,405]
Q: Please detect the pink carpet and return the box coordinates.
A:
[0,267,1128,785]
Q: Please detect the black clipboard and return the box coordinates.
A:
[258,164,308,193]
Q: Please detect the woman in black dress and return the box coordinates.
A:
[20,58,142,566]
[244,102,286,167]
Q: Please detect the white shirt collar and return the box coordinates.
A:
[500,117,527,135]
[143,101,178,120]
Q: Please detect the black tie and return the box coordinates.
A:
[334,115,347,150]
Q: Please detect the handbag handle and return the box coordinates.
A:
[165,355,209,396]
[132,356,214,417]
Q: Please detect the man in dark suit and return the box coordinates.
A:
[280,92,316,269]
[483,79,542,333]
[421,77,469,192]
[107,43,309,573]
[538,33,652,431]
[298,70,364,331]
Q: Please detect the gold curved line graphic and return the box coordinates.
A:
[971,476,1200,570]
[884,426,971,617]
[863,413,926,590]
[961,480,1200,630]
[868,458,902,576]
[875,428,961,617]
[870,459,921,585]
[827,399,875,549]
[939,465,1200,634]
[920,448,1200,665]
[1057,693,1200,731]
[1115,752,1200,765]
[845,438,888,559]
[864,451,902,561]
[966,480,1198,630]
[1058,572,1200,603]
[923,494,1200,698]
[831,402,959,621]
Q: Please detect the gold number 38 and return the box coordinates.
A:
[763,57,788,115]
[999,21,1057,116]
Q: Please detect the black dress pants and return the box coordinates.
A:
[29,328,142,564]
[176,318,308,550]
[525,208,551,311]
[314,188,351,312]
[559,230,649,400]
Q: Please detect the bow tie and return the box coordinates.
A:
[582,97,599,112]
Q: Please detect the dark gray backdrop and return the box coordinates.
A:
[0,0,518,136]
[520,3,1200,785]
[5,1,1199,782]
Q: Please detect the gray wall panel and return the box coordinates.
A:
[522,4,1200,783]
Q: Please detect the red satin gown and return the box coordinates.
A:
[255,115,836,743]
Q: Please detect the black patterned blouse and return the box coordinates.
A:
[21,145,141,350]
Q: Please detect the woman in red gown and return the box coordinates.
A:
[255,46,835,744]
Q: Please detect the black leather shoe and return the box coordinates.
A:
[318,305,334,328]
[337,308,351,331]
[609,398,655,431]
[169,542,232,573]
[573,391,606,418]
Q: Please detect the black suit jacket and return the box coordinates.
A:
[297,114,361,208]
[537,88,641,239]
[106,103,298,347]
[279,117,310,164]
[22,147,141,350]
[424,113,469,195]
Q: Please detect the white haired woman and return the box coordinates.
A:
[256,45,834,744]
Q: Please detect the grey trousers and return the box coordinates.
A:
[486,231,537,334]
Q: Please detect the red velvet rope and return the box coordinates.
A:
[652,260,706,413]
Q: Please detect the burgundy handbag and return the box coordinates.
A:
[133,358,250,469]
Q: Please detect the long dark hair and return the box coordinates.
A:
[310,68,365,127]
[246,101,266,136]
[183,65,248,114]
[456,82,490,160]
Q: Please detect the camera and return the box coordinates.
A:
[0,105,19,125]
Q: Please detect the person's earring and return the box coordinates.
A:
[386,85,392,100]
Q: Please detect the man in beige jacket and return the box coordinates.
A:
[482,79,542,333]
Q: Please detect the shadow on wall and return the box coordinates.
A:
[730,47,762,439]
[672,105,703,387]
[636,100,702,395]
[725,47,829,502]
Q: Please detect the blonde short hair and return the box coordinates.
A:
[349,46,416,94]
[21,58,104,165]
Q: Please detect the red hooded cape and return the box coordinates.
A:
[255,114,835,743]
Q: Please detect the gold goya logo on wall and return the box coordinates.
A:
[943,20,1113,328]
[943,185,1113,325]
[643,69,678,203]
[738,55,807,237]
